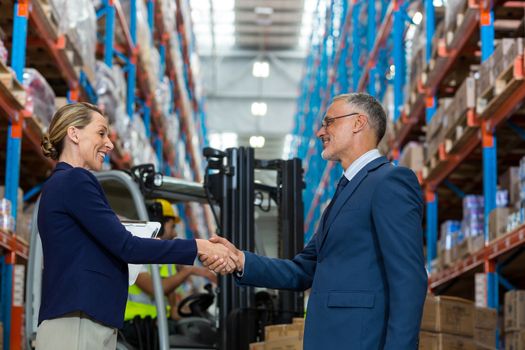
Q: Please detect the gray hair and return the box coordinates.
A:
[332,93,387,144]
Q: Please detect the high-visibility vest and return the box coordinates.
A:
[124,264,177,321]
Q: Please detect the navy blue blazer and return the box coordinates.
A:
[238,157,428,349]
[37,162,197,328]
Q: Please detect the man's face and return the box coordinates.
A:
[316,100,359,163]
[162,218,178,240]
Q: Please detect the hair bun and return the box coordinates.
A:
[41,134,59,160]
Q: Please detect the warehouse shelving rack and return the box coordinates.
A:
[292,0,395,241]
[0,0,211,348]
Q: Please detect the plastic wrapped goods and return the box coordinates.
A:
[95,61,120,123]
[23,68,56,128]
[0,198,12,216]
[441,220,461,250]
[50,0,97,77]
[520,156,525,203]
[0,214,14,233]
[156,76,172,117]
[0,38,8,65]
[462,195,484,238]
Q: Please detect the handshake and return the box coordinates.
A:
[195,236,245,275]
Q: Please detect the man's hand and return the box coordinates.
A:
[195,238,238,274]
[200,236,245,275]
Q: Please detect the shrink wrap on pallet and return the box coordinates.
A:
[22,68,56,128]
[50,0,97,78]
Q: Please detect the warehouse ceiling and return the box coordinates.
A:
[189,0,317,169]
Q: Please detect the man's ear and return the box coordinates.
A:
[66,126,80,144]
[353,114,368,133]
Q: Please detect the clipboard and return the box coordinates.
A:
[122,221,162,285]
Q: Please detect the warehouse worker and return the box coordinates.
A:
[121,199,216,349]
[203,93,428,350]
[36,103,238,350]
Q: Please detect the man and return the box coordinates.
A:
[205,93,428,349]
[121,199,216,349]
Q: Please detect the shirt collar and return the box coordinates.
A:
[343,149,382,182]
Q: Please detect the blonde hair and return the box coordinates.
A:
[41,102,103,160]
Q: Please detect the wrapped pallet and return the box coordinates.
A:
[23,68,57,128]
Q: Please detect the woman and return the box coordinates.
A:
[36,102,236,350]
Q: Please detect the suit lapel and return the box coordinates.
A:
[317,157,390,252]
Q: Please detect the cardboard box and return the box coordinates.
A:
[475,274,488,308]
[292,317,304,326]
[264,336,303,350]
[265,325,287,340]
[399,142,425,173]
[283,324,303,339]
[505,290,525,331]
[452,76,476,124]
[474,328,496,348]
[250,342,265,350]
[500,167,521,206]
[489,207,510,241]
[475,307,498,330]
[421,295,475,337]
[419,331,475,350]
[468,235,485,255]
[505,330,525,350]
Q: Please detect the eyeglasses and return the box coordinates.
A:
[320,112,359,129]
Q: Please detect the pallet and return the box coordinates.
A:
[443,108,479,155]
[31,0,60,41]
[478,56,524,118]
[445,0,478,49]
[0,60,26,109]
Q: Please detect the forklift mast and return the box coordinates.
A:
[203,147,305,350]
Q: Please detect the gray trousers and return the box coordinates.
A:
[35,312,117,350]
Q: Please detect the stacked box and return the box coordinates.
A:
[506,291,525,349]
[462,195,484,239]
[420,295,475,349]
[493,39,523,81]
[0,187,24,234]
[426,99,453,160]
[421,295,475,336]
[506,330,525,350]
[451,76,476,127]
[489,208,510,241]
[419,331,475,349]
[439,221,461,266]
[399,142,424,173]
[520,157,525,209]
[250,319,305,350]
[498,190,510,208]
[474,307,498,349]
[501,167,521,207]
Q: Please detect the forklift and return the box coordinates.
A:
[25,147,305,350]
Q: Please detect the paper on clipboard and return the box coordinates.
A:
[122,221,162,286]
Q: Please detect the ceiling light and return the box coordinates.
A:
[433,0,444,7]
[209,132,238,150]
[413,12,423,25]
[251,102,267,116]
[249,136,265,148]
[252,61,270,78]
[255,7,273,15]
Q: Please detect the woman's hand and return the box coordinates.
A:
[195,239,238,274]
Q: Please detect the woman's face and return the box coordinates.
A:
[76,112,114,171]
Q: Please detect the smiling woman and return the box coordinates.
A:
[41,102,113,171]
[35,103,239,350]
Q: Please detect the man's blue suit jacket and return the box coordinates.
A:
[37,162,197,328]
[238,157,428,349]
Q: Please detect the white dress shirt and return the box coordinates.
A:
[343,149,383,182]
